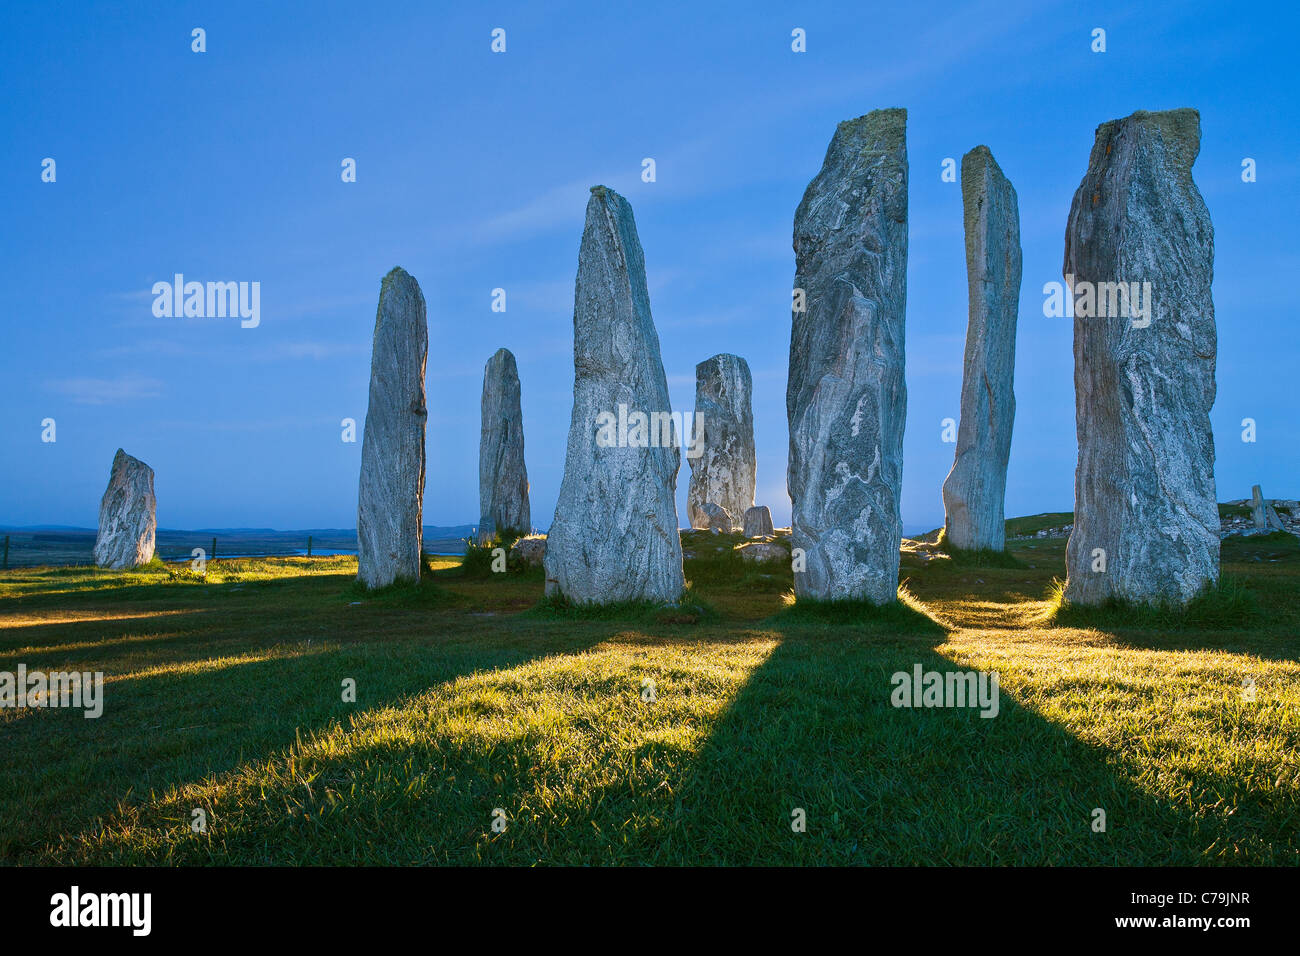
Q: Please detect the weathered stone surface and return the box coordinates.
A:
[1265,503,1286,532]
[736,541,788,564]
[699,502,735,531]
[1251,484,1267,529]
[743,505,774,537]
[479,347,530,536]
[1064,109,1218,606]
[1246,486,1285,531]
[787,109,909,603]
[686,353,755,528]
[94,448,156,569]
[510,534,547,568]
[474,517,496,547]
[357,267,428,589]
[543,186,685,604]
[941,146,1021,552]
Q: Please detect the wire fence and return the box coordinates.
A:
[0,533,362,570]
[0,530,480,570]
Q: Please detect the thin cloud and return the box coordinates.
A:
[46,376,164,405]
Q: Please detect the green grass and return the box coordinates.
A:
[768,587,945,636]
[529,588,715,626]
[1047,576,1263,631]
[2,532,1298,866]
[679,530,791,591]
[934,530,1026,568]
[1003,512,1074,537]
[457,531,535,579]
[919,512,1072,542]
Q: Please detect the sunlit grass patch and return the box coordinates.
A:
[1045,576,1262,631]
[44,640,773,865]
[529,587,715,626]
[771,585,946,636]
[934,530,1026,569]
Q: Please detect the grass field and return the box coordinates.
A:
[1,530,1297,866]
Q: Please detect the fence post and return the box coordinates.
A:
[2,535,8,570]
[307,534,312,557]
[211,536,217,562]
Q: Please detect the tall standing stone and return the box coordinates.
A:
[544,186,685,604]
[686,353,755,529]
[479,347,531,536]
[941,146,1022,551]
[787,109,908,604]
[1064,109,1218,606]
[357,267,428,588]
[94,448,156,569]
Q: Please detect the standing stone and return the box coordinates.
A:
[787,109,908,604]
[357,267,428,589]
[1251,484,1267,530]
[941,146,1021,552]
[479,347,531,536]
[743,505,774,538]
[686,353,755,528]
[94,448,156,569]
[544,186,685,604]
[1064,109,1218,606]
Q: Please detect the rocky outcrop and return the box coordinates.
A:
[543,186,685,604]
[941,146,1021,552]
[94,448,156,569]
[357,267,428,589]
[1064,109,1218,606]
[509,534,547,568]
[479,348,530,536]
[787,109,909,604]
[736,541,788,564]
[699,502,735,532]
[686,353,755,528]
[743,505,774,538]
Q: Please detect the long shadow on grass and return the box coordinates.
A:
[3,597,609,863]
[648,603,1254,865]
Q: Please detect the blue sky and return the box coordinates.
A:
[1,0,1296,533]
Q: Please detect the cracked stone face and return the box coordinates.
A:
[479,347,531,536]
[357,266,428,589]
[686,353,755,529]
[94,448,156,570]
[1063,109,1219,606]
[941,146,1021,552]
[787,109,908,604]
[743,505,774,538]
[543,186,685,605]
